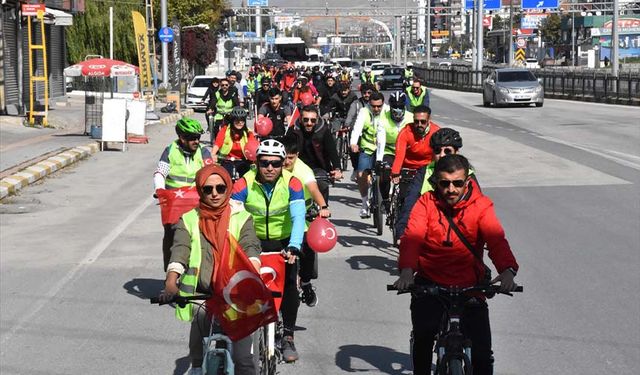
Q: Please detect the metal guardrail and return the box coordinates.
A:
[415,66,640,106]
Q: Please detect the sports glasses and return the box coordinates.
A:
[258,159,283,168]
[433,147,454,155]
[302,117,318,123]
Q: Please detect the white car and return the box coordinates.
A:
[370,63,392,77]
[525,58,540,69]
[186,76,216,110]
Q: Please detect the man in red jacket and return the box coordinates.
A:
[394,154,519,375]
[390,105,440,182]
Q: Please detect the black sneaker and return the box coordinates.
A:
[300,283,318,307]
[282,336,299,362]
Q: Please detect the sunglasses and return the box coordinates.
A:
[414,119,429,124]
[370,104,383,108]
[258,159,283,168]
[202,184,227,195]
[437,179,466,189]
[184,134,201,141]
[434,147,454,155]
[220,84,229,87]
[302,117,318,123]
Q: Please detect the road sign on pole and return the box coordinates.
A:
[465,0,501,10]
[248,0,268,6]
[265,29,276,45]
[158,27,174,43]
[521,0,559,10]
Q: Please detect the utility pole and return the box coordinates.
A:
[612,0,619,77]
[395,16,402,65]
[426,0,431,67]
[161,0,168,88]
[475,0,483,84]
[109,7,114,60]
[571,7,575,67]
[256,6,262,56]
[508,0,513,66]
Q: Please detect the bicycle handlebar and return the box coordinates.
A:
[386,284,523,297]
[150,291,283,307]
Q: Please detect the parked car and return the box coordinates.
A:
[186,75,216,110]
[525,58,540,69]
[376,67,405,90]
[362,58,382,68]
[482,68,544,108]
[351,61,361,79]
[370,62,392,78]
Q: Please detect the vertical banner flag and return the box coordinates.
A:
[132,11,152,88]
[171,19,182,91]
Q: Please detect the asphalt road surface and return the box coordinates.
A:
[1,90,638,375]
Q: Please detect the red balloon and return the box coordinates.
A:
[244,138,259,162]
[307,218,338,253]
[254,116,273,137]
[300,92,315,106]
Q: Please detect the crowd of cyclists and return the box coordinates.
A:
[153,59,520,375]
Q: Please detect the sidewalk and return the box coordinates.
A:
[0,96,192,200]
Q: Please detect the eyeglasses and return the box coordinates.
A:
[414,119,429,124]
[258,159,283,168]
[202,184,227,195]
[437,179,466,189]
[363,91,373,95]
[433,147,454,155]
[302,117,318,123]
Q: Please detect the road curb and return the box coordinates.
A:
[0,143,99,200]
[158,109,194,125]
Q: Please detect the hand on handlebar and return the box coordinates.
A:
[393,268,415,291]
[350,144,360,153]
[330,169,343,181]
[282,246,301,264]
[491,269,518,293]
[391,175,400,185]
[158,273,180,303]
[319,208,331,218]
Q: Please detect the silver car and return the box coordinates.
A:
[483,68,544,108]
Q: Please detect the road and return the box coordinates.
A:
[1,89,639,374]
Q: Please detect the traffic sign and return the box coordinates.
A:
[464,0,501,11]
[265,29,276,45]
[516,38,526,48]
[515,48,526,62]
[158,27,174,43]
[248,0,268,6]
[224,40,235,51]
[522,0,559,10]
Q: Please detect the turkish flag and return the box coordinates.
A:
[205,236,278,341]
[288,105,300,129]
[259,252,286,311]
[156,187,200,225]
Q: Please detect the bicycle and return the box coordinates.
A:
[333,121,351,172]
[386,168,417,246]
[366,161,385,236]
[387,283,523,375]
[218,156,251,182]
[245,95,255,120]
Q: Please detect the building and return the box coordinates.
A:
[1,0,80,115]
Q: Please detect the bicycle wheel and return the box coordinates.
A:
[254,327,269,375]
[372,176,383,236]
[447,358,464,375]
[336,135,345,170]
[341,135,349,171]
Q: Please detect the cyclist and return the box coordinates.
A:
[344,83,375,180]
[403,62,414,88]
[329,83,358,133]
[317,74,339,118]
[339,68,351,85]
[231,139,306,363]
[203,78,220,132]
[227,70,245,106]
[394,154,519,375]
[405,78,430,112]
[255,77,272,110]
[280,65,298,101]
[378,92,414,212]
[292,76,319,105]
[292,105,343,203]
[211,106,256,179]
[282,135,330,308]
[350,91,388,218]
[360,66,376,85]
[160,164,261,375]
[395,127,482,239]
[257,87,293,138]
[390,105,440,185]
[153,118,213,271]
[246,71,258,112]
[210,78,239,141]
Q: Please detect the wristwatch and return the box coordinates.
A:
[506,267,517,277]
[321,205,329,209]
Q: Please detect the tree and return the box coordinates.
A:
[539,14,563,47]
[181,28,217,74]
[66,0,143,64]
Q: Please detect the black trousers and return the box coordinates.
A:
[162,223,176,271]
[299,237,318,283]
[410,294,493,375]
[260,239,300,338]
[378,154,395,201]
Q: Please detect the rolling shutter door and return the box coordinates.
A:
[2,8,20,111]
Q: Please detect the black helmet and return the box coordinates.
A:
[388,91,407,109]
[430,128,463,150]
[229,106,248,121]
[261,77,272,85]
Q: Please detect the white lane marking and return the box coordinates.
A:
[540,136,640,171]
[0,196,154,345]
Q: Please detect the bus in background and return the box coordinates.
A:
[275,37,308,63]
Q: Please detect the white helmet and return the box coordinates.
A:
[363,67,372,73]
[406,62,414,67]
[256,139,286,159]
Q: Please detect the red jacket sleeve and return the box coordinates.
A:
[392,130,408,175]
[214,126,227,149]
[398,193,429,270]
[478,200,519,273]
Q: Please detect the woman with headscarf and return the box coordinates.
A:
[159,164,262,375]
